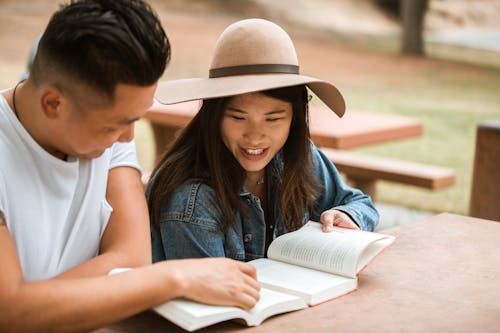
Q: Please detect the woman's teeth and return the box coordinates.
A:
[246,148,264,155]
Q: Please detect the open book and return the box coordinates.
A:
[111,222,394,331]
[252,221,395,306]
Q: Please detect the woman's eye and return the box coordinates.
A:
[267,118,283,122]
[231,115,245,120]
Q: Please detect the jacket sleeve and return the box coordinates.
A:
[149,182,227,262]
[310,144,380,231]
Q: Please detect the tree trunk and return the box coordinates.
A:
[401,0,428,56]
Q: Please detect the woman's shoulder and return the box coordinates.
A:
[309,142,328,163]
[167,179,222,212]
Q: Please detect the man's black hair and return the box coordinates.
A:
[31,0,170,100]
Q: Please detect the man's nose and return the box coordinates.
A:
[117,124,135,142]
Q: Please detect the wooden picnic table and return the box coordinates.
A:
[144,99,423,162]
[92,213,500,333]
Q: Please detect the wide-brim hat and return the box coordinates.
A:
[155,18,346,117]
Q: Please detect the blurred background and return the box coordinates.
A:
[1,0,499,226]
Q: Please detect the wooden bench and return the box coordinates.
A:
[320,147,456,200]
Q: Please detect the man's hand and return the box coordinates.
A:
[168,258,260,310]
[320,209,360,232]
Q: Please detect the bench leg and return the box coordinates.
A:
[150,123,180,165]
[469,121,500,221]
[346,176,377,202]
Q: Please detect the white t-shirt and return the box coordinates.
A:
[0,94,142,281]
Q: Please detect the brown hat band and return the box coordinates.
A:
[209,64,299,78]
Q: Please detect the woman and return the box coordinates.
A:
[147,18,379,262]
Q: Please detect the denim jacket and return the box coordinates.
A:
[150,144,379,262]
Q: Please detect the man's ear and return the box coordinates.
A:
[40,86,62,119]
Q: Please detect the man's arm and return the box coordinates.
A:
[0,220,259,332]
[56,166,150,279]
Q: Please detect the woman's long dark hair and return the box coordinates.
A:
[147,85,321,232]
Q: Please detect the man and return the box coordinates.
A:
[0,1,259,331]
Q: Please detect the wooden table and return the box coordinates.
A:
[93,213,500,333]
[144,100,423,162]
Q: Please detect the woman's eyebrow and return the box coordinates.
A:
[226,107,247,114]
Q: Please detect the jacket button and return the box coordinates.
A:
[243,234,252,242]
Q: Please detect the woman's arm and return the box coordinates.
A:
[311,144,380,231]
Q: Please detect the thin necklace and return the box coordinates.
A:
[256,177,265,185]
[12,79,26,120]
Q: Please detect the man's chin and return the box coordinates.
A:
[77,150,107,159]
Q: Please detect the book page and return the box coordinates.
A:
[153,288,306,331]
[247,288,307,325]
[154,298,245,331]
[250,258,357,306]
[267,222,394,278]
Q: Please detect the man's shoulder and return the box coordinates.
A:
[0,95,23,159]
[0,128,21,170]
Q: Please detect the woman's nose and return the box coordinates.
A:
[243,121,264,141]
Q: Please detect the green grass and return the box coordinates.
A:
[427,42,500,72]
[331,29,500,71]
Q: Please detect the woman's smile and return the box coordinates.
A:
[240,147,269,160]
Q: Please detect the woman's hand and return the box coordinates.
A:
[320,209,360,232]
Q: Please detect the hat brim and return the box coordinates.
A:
[155,74,345,117]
